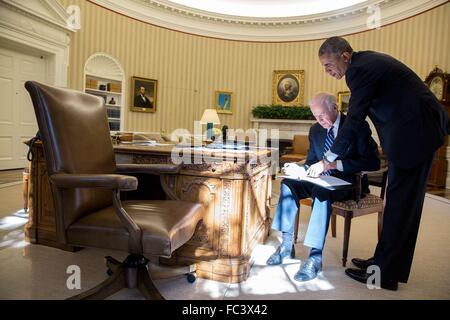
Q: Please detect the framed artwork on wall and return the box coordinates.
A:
[272,70,305,106]
[131,76,157,113]
[337,91,351,113]
[215,91,233,114]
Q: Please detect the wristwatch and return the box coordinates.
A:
[323,154,333,165]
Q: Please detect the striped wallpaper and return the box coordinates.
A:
[60,0,450,133]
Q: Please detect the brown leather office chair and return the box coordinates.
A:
[25,81,204,300]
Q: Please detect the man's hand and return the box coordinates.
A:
[306,160,326,177]
[282,163,307,179]
[324,160,337,171]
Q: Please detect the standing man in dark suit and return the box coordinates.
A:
[267,92,380,282]
[312,36,449,290]
[134,86,152,109]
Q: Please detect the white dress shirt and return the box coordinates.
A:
[328,113,344,172]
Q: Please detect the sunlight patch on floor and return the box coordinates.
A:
[198,280,229,299]
[228,241,336,297]
[0,210,29,249]
[0,211,28,231]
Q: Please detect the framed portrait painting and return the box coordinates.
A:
[131,76,157,113]
[337,91,350,113]
[215,91,233,114]
[272,70,305,106]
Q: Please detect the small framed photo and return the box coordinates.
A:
[272,70,305,106]
[337,91,351,113]
[215,91,233,114]
[131,76,157,113]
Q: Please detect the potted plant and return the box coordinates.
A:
[251,104,314,120]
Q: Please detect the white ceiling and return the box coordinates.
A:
[166,0,368,18]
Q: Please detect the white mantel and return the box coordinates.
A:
[251,118,316,140]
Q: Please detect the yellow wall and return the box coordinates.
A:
[61,0,450,133]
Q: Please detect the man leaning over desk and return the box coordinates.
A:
[267,92,380,282]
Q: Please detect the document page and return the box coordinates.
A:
[278,174,352,189]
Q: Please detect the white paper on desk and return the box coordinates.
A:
[190,146,248,153]
[278,175,352,188]
[121,140,157,146]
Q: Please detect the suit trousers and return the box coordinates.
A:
[374,153,434,283]
[272,178,353,247]
[303,198,332,250]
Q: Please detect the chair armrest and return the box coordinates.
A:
[116,163,181,175]
[49,173,137,191]
[360,166,388,177]
[360,166,388,200]
[353,166,388,202]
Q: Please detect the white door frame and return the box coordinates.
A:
[0,0,74,87]
[0,0,74,169]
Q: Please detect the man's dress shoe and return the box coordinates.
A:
[351,257,375,270]
[294,257,322,282]
[266,245,295,265]
[345,268,398,291]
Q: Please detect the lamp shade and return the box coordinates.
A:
[200,109,221,124]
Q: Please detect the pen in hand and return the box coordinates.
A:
[306,161,325,178]
[304,165,317,178]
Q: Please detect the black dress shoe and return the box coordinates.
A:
[266,245,295,265]
[345,268,398,291]
[294,257,322,282]
[351,257,375,270]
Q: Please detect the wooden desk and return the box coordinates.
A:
[25,141,273,283]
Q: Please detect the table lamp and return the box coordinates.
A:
[200,109,221,141]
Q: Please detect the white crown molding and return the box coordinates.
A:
[1,0,75,32]
[0,0,72,86]
[89,0,447,41]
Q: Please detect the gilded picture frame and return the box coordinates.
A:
[337,91,351,113]
[215,91,233,114]
[272,70,305,106]
[131,76,157,113]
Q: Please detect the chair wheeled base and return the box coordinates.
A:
[67,254,196,300]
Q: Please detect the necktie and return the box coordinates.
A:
[321,127,335,176]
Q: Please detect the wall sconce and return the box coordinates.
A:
[200,109,221,141]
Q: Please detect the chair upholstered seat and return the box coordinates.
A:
[332,194,383,211]
[68,200,203,257]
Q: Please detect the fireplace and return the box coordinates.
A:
[266,138,293,157]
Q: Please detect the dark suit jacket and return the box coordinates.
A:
[305,113,380,193]
[134,94,152,108]
[331,51,449,169]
